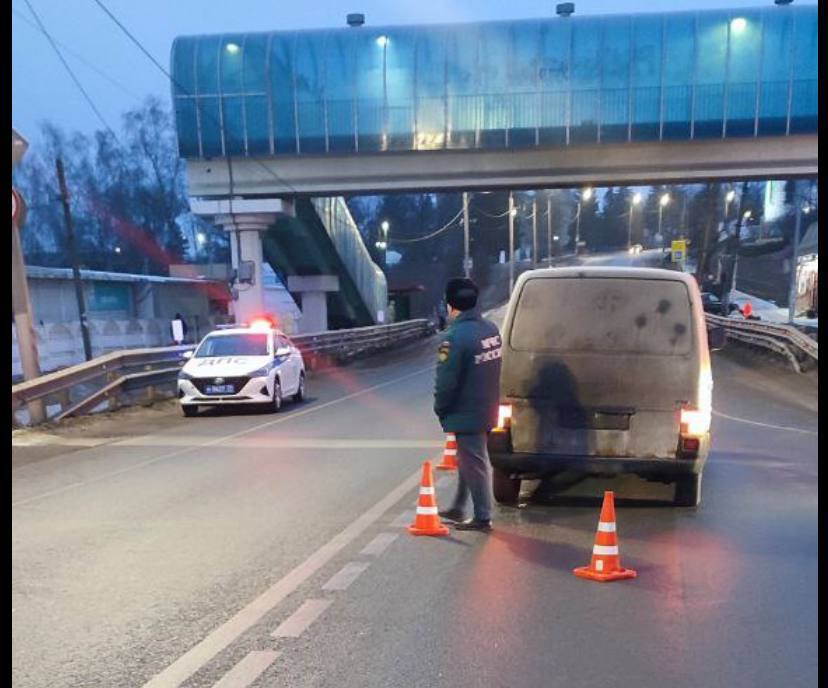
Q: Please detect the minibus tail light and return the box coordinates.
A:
[494,404,512,432]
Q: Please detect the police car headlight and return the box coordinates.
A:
[249,366,270,378]
[178,371,193,381]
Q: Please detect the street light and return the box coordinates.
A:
[724,189,737,229]
[658,192,670,246]
[627,192,642,249]
[574,187,592,257]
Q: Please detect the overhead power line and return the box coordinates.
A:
[13,8,141,101]
[390,206,465,244]
[22,0,119,140]
[91,0,298,196]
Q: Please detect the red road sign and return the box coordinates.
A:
[12,188,26,226]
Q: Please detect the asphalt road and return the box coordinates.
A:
[12,306,817,688]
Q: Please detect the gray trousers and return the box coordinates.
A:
[449,432,493,522]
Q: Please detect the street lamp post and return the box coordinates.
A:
[532,197,538,268]
[627,192,642,249]
[463,192,471,278]
[379,220,390,267]
[574,187,592,257]
[546,196,552,264]
[724,189,736,223]
[658,192,670,246]
[508,192,516,293]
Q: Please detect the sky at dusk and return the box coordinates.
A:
[12,0,814,144]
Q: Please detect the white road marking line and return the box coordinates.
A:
[112,437,445,449]
[271,599,332,638]
[13,365,435,509]
[712,409,818,436]
[141,467,422,688]
[210,650,279,688]
[390,510,415,527]
[322,562,371,591]
[359,532,399,557]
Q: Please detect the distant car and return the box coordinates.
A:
[177,319,305,417]
[628,244,643,255]
[700,292,743,316]
[489,267,726,507]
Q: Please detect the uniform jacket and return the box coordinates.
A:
[433,309,502,433]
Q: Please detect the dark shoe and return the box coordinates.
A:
[438,508,465,522]
[454,519,493,532]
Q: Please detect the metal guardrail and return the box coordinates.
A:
[706,313,818,372]
[11,319,433,427]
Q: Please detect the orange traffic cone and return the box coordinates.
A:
[435,433,458,471]
[408,461,449,537]
[573,491,637,582]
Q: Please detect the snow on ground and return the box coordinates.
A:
[729,290,818,328]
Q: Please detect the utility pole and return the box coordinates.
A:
[532,197,538,268]
[508,192,515,294]
[787,182,810,324]
[721,180,750,316]
[56,158,93,361]
[546,195,552,264]
[462,191,470,278]
[575,203,582,256]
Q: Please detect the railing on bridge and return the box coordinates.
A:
[311,197,388,324]
[11,319,432,427]
[706,313,817,373]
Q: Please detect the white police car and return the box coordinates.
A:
[177,319,305,417]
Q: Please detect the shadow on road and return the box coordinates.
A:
[491,529,585,572]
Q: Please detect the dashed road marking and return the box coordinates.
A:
[141,467,422,688]
[271,599,332,638]
[210,650,279,688]
[113,437,445,449]
[322,562,371,591]
[359,532,399,556]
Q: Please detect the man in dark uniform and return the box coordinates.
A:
[434,278,502,532]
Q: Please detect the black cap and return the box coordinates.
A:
[445,278,479,312]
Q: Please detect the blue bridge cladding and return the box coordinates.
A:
[171,5,817,159]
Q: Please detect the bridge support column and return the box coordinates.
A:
[217,213,274,324]
[189,198,295,326]
[288,275,339,333]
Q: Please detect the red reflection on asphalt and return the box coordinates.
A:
[642,527,741,680]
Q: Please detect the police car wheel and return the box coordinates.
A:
[270,379,283,413]
[293,373,305,403]
[181,404,198,418]
[492,467,521,504]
